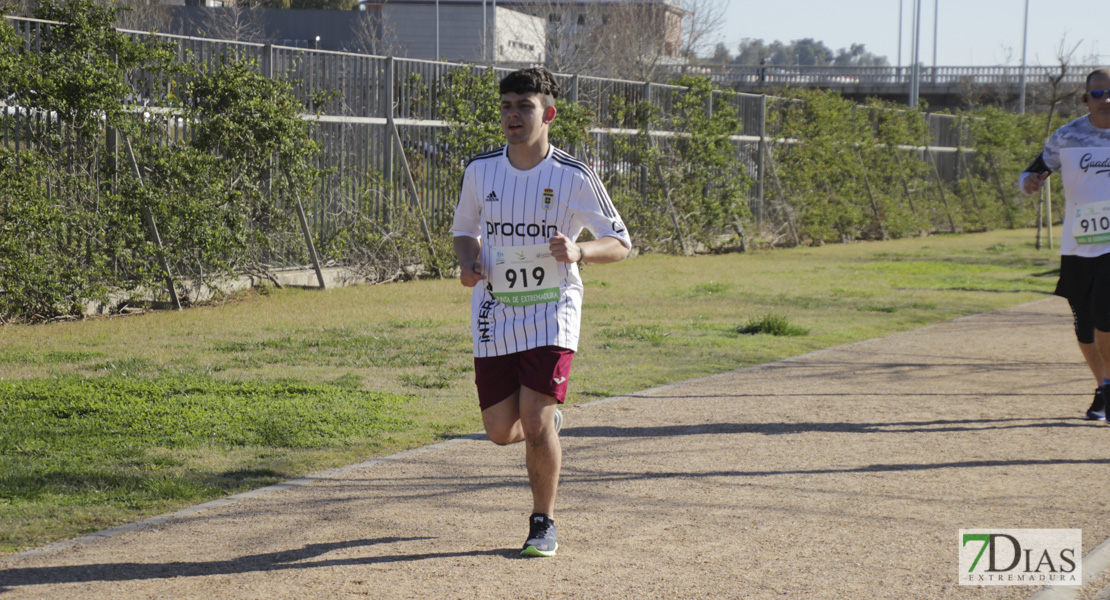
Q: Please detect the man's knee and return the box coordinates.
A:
[519,411,551,440]
[486,428,517,446]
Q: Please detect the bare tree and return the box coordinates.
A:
[1033,35,1083,249]
[0,0,35,17]
[1038,36,1084,133]
[345,7,402,56]
[508,0,716,82]
[112,0,174,33]
[677,0,726,61]
[1,0,172,30]
[509,0,606,75]
[586,1,672,80]
[204,0,267,43]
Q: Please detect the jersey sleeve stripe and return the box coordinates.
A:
[464,146,506,169]
[551,148,621,218]
[551,152,617,218]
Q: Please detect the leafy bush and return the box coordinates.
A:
[606,77,753,253]
[0,2,325,322]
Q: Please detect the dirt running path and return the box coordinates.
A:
[3,298,1110,599]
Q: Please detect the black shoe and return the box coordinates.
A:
[521,513,558,557]
[1086,387,1106,421]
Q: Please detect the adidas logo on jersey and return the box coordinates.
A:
[485,191,499,202]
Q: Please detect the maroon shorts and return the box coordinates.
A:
[473,346,575,411]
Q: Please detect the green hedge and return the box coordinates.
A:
[0,2,1075,323]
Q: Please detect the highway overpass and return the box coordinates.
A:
[692,65,1100,110]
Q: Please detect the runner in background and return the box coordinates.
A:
[1020,67,1110,421]
[451,67,631,556]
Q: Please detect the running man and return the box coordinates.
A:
[451,67,631,556]
[1020,67,1110,420]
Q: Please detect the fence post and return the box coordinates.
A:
[262,43,273,78]
[757,94,766,227]
[924,143,957,233]
[570,74,583,158]
[986,156,1017,230]
[764,145,799,247]
[383,56,395,221]
[123,136,181,311]
[640,81,651,205]
[854,148,887,240]
[388,113,439,269]
[292,187,327,289]
[106,126,119,191]
[1045,184,1053,249]
[648,136,690,256]
[263,44,274,202]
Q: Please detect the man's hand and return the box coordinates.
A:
[548,231,583,264]
[459,260,486,288]
[1023,171,1049,196]
[453,236,486,287]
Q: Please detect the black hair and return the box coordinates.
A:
[1085,68,1110,90]
[499,67,560,107]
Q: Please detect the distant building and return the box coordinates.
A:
[168,0,683,68]
[170,0,542,62]
[358,0,546,62]
[507,0,685,57]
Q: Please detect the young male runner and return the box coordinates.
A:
[451,67,631,556]
[1020,67,1110,420]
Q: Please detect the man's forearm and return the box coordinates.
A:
[578,237,630,265]
[454,236,481,264]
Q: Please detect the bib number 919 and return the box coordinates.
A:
[489,243,560,306]
[505,267,545,289]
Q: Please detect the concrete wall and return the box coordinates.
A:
[170,6,371,50]
[382,4,484,60]
[383,4,543,62]
[494,6,544,63]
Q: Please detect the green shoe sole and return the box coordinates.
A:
[521,544,557,557]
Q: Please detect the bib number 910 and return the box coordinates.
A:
[1074,200,1110,245]
[1079,216,1110,235]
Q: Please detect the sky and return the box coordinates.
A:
[716,0,1105,67]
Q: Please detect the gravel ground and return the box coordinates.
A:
[2,298,1109,600]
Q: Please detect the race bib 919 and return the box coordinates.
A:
[489,244,560,306]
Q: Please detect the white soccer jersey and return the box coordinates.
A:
[1024,115,1110,257]
[451,145,631,357]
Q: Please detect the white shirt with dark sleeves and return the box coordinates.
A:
[1020,115,1110,257]
[451,145,631,358]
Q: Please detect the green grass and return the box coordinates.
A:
[735,314,810,336]
[0,374,413,552]
[0,228,1060,554]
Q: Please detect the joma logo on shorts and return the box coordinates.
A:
[486,221,558,239]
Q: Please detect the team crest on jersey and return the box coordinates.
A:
[541,188,555,210]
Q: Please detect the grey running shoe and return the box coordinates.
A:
[554,408,563,434]
[521,513,558,557]
[1091,387,1107,421]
